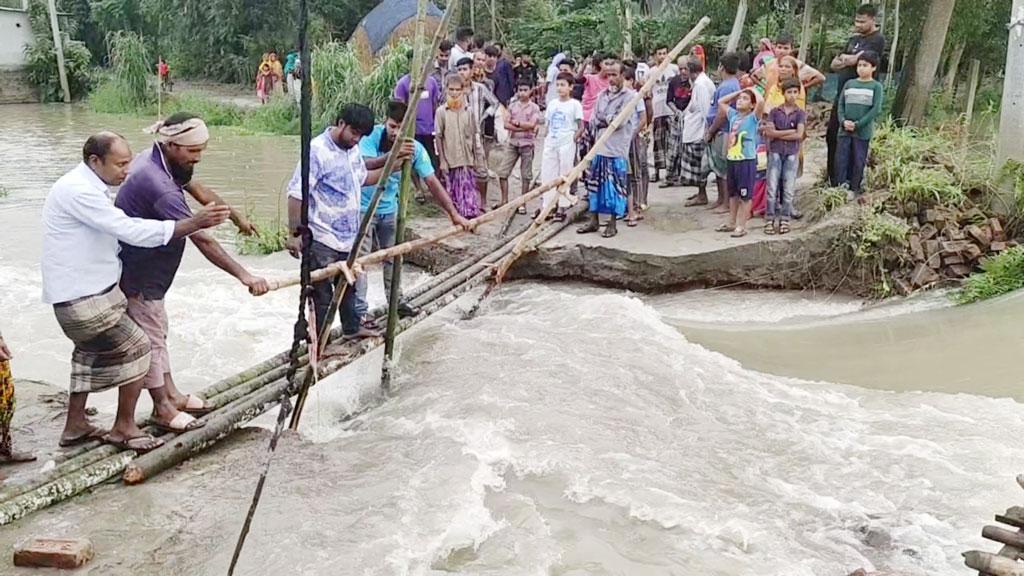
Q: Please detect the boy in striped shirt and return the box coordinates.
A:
[834,51,884,200]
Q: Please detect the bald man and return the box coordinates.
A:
[42,132,230,453]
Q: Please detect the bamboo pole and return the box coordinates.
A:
[288,0,459,430]
[0,452,134,526]
[963,550,1024,575]
[262,177,563,293]
[798,0,813,63]
[492,16,711,284]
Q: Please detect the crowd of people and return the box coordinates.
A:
[0,4,887,470]
[256,50,303,105]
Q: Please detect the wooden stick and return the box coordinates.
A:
[263,177,564,293]
[985,525,1024,549]
[492,16,711,283]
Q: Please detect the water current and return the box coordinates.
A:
[0,104,1021,575]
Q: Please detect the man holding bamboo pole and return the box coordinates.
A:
[285,103,415,339]
[355,100,469,326]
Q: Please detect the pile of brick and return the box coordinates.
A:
[897,207,1016,294]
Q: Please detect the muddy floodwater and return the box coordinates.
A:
[1,104,1022,575]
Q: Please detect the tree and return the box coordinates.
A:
[891,0,956,126]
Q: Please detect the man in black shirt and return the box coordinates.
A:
[827,3,885,185]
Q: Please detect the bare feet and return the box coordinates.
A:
[0,449,36,464]
[59,422,107,447]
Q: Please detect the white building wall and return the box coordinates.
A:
[0,7,33,69]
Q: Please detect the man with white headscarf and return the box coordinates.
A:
[115,112,270,436]
[43,131,231,452]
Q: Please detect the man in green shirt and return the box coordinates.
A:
[834,51,884,199]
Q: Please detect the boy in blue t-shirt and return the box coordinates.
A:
[708,88,763,238]
[354,100,468,326]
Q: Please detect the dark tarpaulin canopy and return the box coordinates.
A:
[356,0,444,54]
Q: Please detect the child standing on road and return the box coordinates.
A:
[763,78,806,235]
[539,72,584,221]
[834,51,884,200]
[710,88,763,238]
[498,79,541,210]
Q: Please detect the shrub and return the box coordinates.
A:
[956,246,1024,304]
[24,1,93,101]
[815,186,848,215]
[161,93,246,126]
[236,214,288,255]
[242,97,300,135]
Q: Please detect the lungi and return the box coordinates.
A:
[652,116,671,170]
[629,132,650,209]
[53,285,151,394]
[0,359,13,455]
[678,141,709,187]
[586,155,629,217]
[665,109,686,182]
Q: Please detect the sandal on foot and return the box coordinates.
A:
[181,394,213,415]
[0,450,37,464]
[553,210,567,222]
[576,223,600,234]
[626,219,639,228]
[715,224,734,233]
[104,433,165,453]
[601,227,618,238]
[730,228,748,238]
[151,412,205,434]
[685,198,708,207]
[764,222,776,235]
[779,222,791,235]
[58,425,106,448]
[516,206,527,215]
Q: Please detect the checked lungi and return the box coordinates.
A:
[664,109,686,183]
[53,285,151,394]
[651,116,671,170]
[678,141,709,187]
[629,131,650,209]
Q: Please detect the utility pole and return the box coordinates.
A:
[998,0,1024,166]
[622,0,634,59]
[46,0,70,103]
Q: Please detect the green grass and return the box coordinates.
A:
[955,246,1024,304]
[236,217,289,255]
[815,185,848,215]
[241,97,300,135]
[161,93,246,126]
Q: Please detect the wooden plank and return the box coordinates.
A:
[997,507,1024,529]
[984,525,1024,549]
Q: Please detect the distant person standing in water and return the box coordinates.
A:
[0,330,34,468]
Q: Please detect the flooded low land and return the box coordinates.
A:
[0,104,1020,575]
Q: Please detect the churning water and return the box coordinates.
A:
[0,105,1020,575]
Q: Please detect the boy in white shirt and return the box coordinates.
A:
[539,72,584,221]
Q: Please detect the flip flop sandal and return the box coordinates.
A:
[779,222,791,235]
[0,450,37,464]
[764,223,777,235]
[58,425,106,447]
[601,227,618,238]
[715,224,734,233]
[181,393,214,415]
[553,211,567,222]
[576,224,600,234]
[685,198,709,207]
[516,206,527,215]
[626,219,639,227]
[151,412,206,434]
[730,228,748,238]
[104,433,165,454]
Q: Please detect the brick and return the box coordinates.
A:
[919,223,939,241]
[909,235,925,262]
[942,253,965,266]
[962,243,983,262]
[990,217,1006,241]
[13,538,94,569]
[911,263,940,287]
[940,240,972,255]
[946,264,973,278]
[922,209,943,224]
[990,241,1008,252]
[964,224,992,248]
[960,207,987,225]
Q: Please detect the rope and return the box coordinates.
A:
[227,0,313,572]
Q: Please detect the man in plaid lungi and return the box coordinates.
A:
[649,46,678,183]
[661,55,691,188]
[680,59,717,205]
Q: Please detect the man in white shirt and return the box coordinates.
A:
[448,27,474,71]
[649,45,678,183]
[679,59,716,206]
[43,132,229,453]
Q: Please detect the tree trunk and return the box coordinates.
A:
[997,0,1024,166]
[943,41,965,97]
[885,0,900,89]
[726,0,748,54]
[622,0,634,59]
[798,0,813,63]
[892,0,956,126]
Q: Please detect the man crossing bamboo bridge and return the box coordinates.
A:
[42,132,231,453]
[115,113,271,436]
[285,103,417,340]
